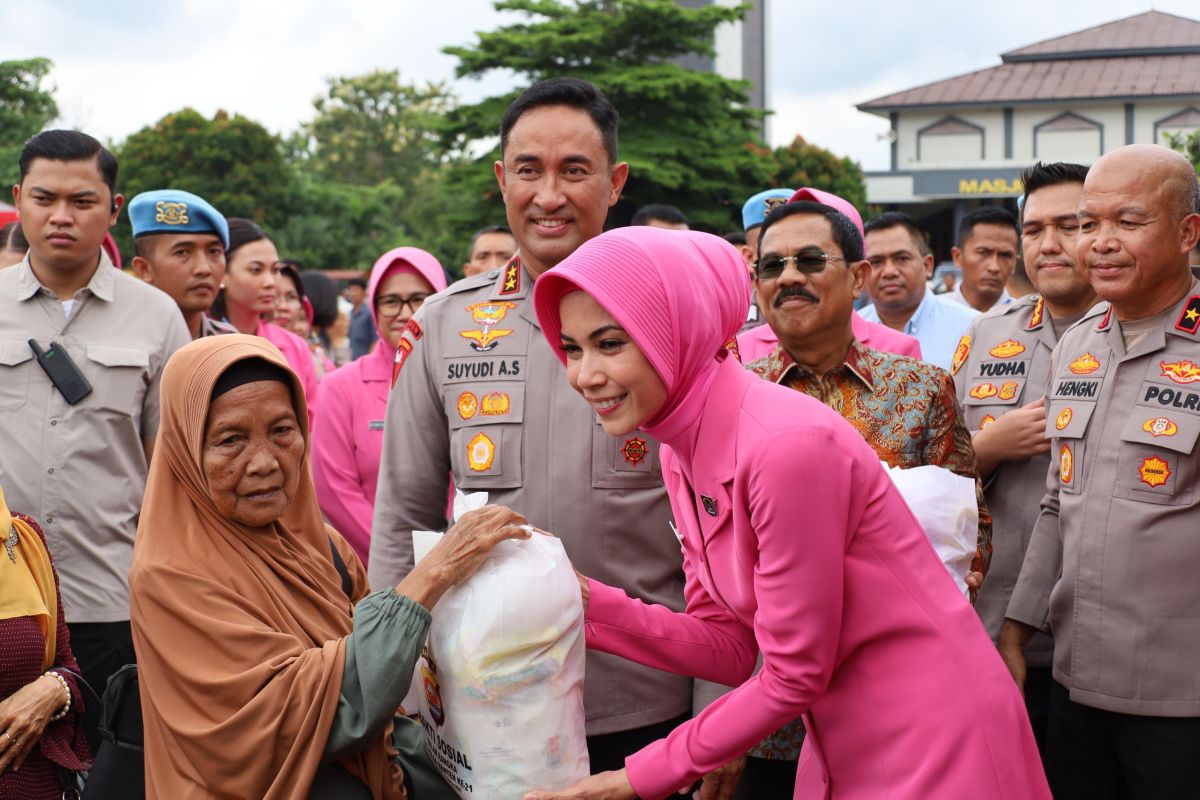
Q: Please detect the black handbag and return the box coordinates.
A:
[79,664,144,800]
[51,667,100,800]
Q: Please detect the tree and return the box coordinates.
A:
[0,58,58,186]
[299,70,457,188]
[765,135,868,216]
[115,108,298,258]
[436,0,773,243]
[1165,130,1200,173]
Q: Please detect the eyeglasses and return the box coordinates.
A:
[376,294,428,318]
[755,249,848,280]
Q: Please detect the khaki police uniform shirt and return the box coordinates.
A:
[369,257,692,735]
[952,295,1055,667]
[1008,279,1200,716]
[0,253,191,623]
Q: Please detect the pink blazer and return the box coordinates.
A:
[738,311,922,364]
[311,345,391,564]
[256,319,320,423]
[586,357,1048,800]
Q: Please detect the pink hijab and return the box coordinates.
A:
[534,227,749,444]
[366,247,447,364]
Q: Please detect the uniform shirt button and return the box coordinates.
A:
[47,467,55,474]
[50,420,58,426]
[45,516,54,523]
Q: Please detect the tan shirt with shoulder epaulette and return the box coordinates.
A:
[1008,279,1200,716]
[952,294,1055,667]
[369,256,692,735]
[0,253,191,623]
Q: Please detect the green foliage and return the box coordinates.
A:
[0,58,59,187]
[440,0,772,236]
[300,70,457,187]
[1164,129,1200,173]
[766,135,869,216]
[115,108,298,259]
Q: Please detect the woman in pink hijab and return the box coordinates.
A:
[311,248,448,565]
[528,228,1048,800]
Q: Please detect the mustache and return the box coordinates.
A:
[774,285,818,307]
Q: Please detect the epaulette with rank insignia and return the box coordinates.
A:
[1175,294,1200,336]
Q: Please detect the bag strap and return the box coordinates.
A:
[328,538,353,599]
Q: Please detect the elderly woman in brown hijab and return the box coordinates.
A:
[130,335,529,799]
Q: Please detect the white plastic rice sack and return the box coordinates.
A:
[880,462,977,596]
[415,495,588,799]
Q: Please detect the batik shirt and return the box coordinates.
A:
[744,338,992,759]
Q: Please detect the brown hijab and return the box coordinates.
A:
[130,335,403,800]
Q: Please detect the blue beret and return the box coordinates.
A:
[128,189,229,249]
[742,188,795,230]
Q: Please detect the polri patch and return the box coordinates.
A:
[1069,352,1101,375]
[1160,359,1200,385]
[989,339,1025,358]
[951,335,970,376]
[1142,417,1178,437]
[391,338,413,387]
[969,383,997,399]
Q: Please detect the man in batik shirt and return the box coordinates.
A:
[732,199,992,799]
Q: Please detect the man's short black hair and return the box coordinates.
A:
[721,230,747,247]
[758,201,864,263]
[18,130,119,203]
[346,277,367,289]
[864,211,931,257]
[500,78,619,164]
[469,224,515,254]
[631,203,688,227]
[1020,161,1088,202]
[957,206,1018,248]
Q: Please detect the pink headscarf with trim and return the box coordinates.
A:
[367,247,448,347]
[534,227,749,439]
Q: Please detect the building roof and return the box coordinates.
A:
[859,11,1200,114]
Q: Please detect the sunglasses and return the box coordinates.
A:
[755,248,849,280]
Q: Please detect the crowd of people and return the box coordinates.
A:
[1,74,1198,800]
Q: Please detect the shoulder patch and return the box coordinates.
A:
[951,334,970,376]
[1026,296,1045,330]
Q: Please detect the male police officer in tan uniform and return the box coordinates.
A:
[1000,145,1200,798]
[952,162,1097,750]
[370,79,695,774]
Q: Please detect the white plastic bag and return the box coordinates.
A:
[416,493,588,798]
[880,462,977,596]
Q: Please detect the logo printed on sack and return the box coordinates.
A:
[990,339,1026,358]
[1060,444,1074,485]
[998,382,1019,400]
[1143,417,1179,437]
[1055,407,1073,431]
[1160,359,1200,385]
[951,335,970,376]
[1139,455,1171,488]
[621,436,648,464]
[420,647,445,727]
[457,392,478,420]
[969,383,997,399]
[1069,353,1101,375]
[480,391,510,416]
[1027,297,1045,330]
[154,200,189,225]
[979,414,996,430]
[467,431,496,472]
[460,301,517,352]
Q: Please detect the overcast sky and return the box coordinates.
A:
[2,1,1193,172]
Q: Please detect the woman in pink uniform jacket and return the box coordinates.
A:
[528,227,1048,800]
[215,218,320,422]
[311,247,447,565]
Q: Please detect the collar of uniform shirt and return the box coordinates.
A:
[16,250,115,303]
[759,338,875,390]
